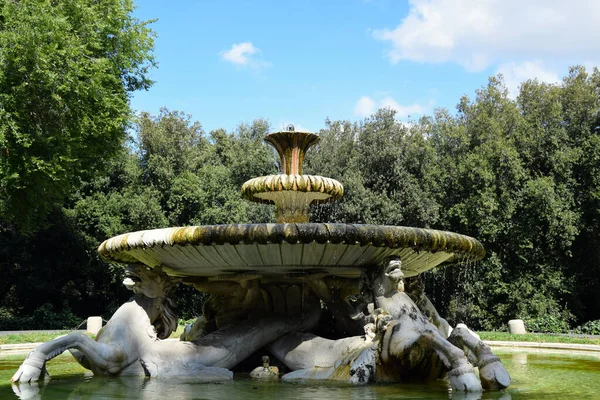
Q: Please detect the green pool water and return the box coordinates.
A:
[1,349,599,399]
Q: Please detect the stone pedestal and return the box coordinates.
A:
[508,319,526,334]
[87,316,103,334]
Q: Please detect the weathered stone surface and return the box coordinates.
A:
[86,316,103,335]
[240,128,341,223]
[249,356,279,380]
[241,175,344,222]
[508,319,527,334]
[98,224,485,278]
[241,174,344,202]
[250,366,279,380]
[12,266,320,383]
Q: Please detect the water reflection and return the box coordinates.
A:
[11,377,515,400]
[6,349,600,400]
[511,353,528,366]
[452,391,511,400]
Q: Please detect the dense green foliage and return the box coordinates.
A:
[0,107,277,328]
[0,29,598,335]
[307,67,600,331]
[0,0,155,231]
[574,320,600,335]
[0,0,156,328]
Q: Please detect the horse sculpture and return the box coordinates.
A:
[12,259,509,393]
[267,258,510,391]
[11,265,319,383]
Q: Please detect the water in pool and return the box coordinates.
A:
[2,349,599,399]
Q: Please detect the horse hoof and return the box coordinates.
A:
[11,365,46,384]
[449,369,482,392]
[479,360,511,390]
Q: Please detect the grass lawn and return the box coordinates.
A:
[0,331,94,345]
[0,326,185,346]
[170,324,185,338]
[478,331,600,345]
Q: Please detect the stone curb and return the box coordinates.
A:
[0,343,44,356]
[485,340,600,352]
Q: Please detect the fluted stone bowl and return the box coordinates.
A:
[241,175,345,223]
[241,174,344,204]
[98,224,485,279]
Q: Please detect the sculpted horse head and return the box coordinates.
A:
[370,256,405,299]
[122,265,180,339]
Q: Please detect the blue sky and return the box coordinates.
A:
[130,0,599,133]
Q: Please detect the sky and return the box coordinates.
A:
[130,0,600,134]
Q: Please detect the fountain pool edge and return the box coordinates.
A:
[4,340,600,357]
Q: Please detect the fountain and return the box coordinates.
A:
[11,126,509,393]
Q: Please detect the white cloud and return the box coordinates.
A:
[221,42,256,65]
[380,97,426,118]
[220,42,271,69]
[373,0,600,72]
[354,96,427,118]
[354,96,377,117]
[497,61,560,98]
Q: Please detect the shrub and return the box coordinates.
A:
[525,315,570,333]
[31,303,82,330]
[0,303,83,330]
[574,320,600,335]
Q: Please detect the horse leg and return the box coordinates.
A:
[202,308,321,367]
[405,276,453,338]
[448,325,511,390]
[268,332,377,383]
[68,349,91,370]
[382,321,482,391]
[11,332,124,383]
[141,304,321,377]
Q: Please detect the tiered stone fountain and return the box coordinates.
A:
[12,126,509,393]
[97,127,484,280]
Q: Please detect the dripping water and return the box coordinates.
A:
[453,254,478,325]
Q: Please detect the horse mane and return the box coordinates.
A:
[153,296,178,340]
[125,265,180,340]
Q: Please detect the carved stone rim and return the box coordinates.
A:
[241,174,344,204]
[98,223,485,264]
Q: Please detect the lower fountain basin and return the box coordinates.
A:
[3,349,600,399]
[98,223,485,278]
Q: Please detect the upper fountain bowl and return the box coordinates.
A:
[241,127,343,223]
[241,174,344,223]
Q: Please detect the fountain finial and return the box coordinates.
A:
[241,128,343,223]
[264,129,319,175]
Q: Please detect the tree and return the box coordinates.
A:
[137,108,207,200]
[136,110,275,226]
[0,0,155,231]
[307,110,439,227]
[310,69,600,330]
